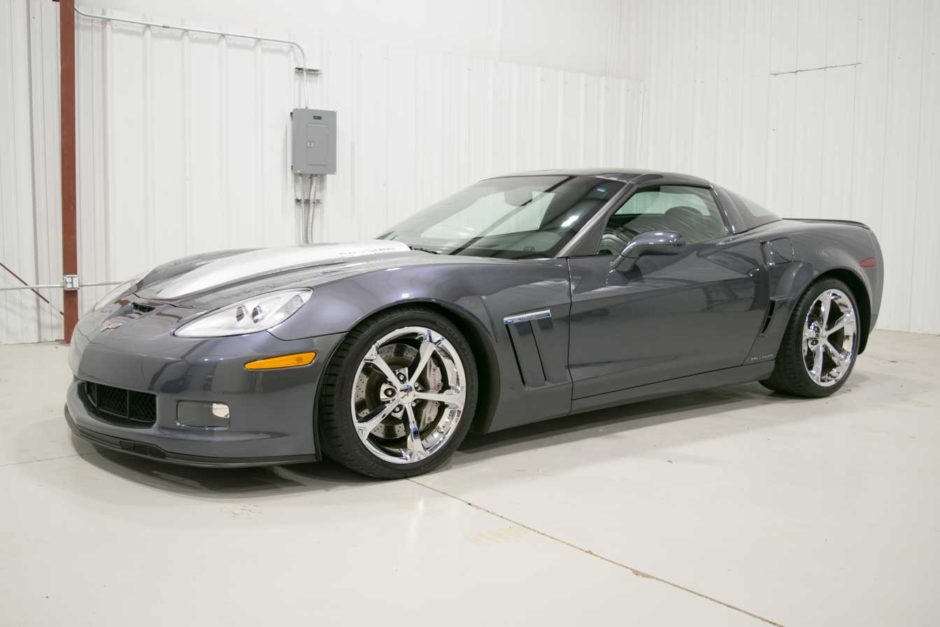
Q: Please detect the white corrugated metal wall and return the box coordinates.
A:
[0,0,37,344]
[617,0,940,334]
[1,0,939,343]
[1,0,62,343]
[0,0,644,343]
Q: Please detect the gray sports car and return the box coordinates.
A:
[65,169,884,478]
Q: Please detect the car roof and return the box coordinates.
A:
[488,168,713,187]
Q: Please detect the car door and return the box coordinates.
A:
[567,184,767,400]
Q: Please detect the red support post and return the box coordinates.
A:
[58,0,78,343]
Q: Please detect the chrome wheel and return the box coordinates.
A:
[350,326,467,464]
[802,288,857,387]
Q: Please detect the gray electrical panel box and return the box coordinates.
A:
[291,108,336,174]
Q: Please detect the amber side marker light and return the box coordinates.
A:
[860,257,877,268]
[244,352,317,370]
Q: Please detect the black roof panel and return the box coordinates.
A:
[489,168,712,187]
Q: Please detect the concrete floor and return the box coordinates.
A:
[0,331,938,626]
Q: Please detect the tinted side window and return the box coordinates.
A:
[597,186,729,254]
[726,190,780,230]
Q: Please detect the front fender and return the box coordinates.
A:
[270,259,575,434]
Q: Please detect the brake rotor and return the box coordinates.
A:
[352,342,445,441]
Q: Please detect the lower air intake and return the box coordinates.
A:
[82,381,157,426]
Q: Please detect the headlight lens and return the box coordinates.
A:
[175,289,312,338]
[93,274,144,311]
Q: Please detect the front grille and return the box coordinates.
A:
[82,381,157,426]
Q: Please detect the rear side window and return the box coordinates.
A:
[727,190,780,230]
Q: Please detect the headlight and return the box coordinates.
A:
[174,289,312,338]
[93,274,145,311]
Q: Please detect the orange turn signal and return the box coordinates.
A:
[244,352,316,371]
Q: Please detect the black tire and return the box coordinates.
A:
[317,307,478,479]
[761,278,860,398]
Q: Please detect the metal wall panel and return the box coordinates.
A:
[1,2,644,343]
[312,45,643,244]
[0,0,62,344]
[3,0,939,343]
[0,0,39,344]
[619,0,940,333]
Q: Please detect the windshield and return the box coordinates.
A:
[379,176,624,259]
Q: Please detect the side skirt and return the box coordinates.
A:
[570,362,775,414]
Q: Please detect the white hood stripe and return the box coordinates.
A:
[149,241,410,299]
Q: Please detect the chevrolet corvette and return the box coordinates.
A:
[65,169,884,477]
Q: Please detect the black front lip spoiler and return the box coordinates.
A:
[65,406,318,468]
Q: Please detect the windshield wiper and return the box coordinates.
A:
[409,245,442,255]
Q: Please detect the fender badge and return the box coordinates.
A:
[100,320,123,332]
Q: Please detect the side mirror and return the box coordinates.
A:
[612,231,685,272]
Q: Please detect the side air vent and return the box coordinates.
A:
[760,300,777,335]
[503,310,553,388]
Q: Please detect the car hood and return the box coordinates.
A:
[135,240,428,308]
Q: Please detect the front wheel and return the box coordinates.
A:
[318,308,477,478]
[761,278,860,398]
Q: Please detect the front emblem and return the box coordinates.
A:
[100,320,123,332]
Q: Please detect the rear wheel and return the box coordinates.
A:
[761,278,860,398]
[318,308,477,478]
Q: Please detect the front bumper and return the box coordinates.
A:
[65,306,345,467]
